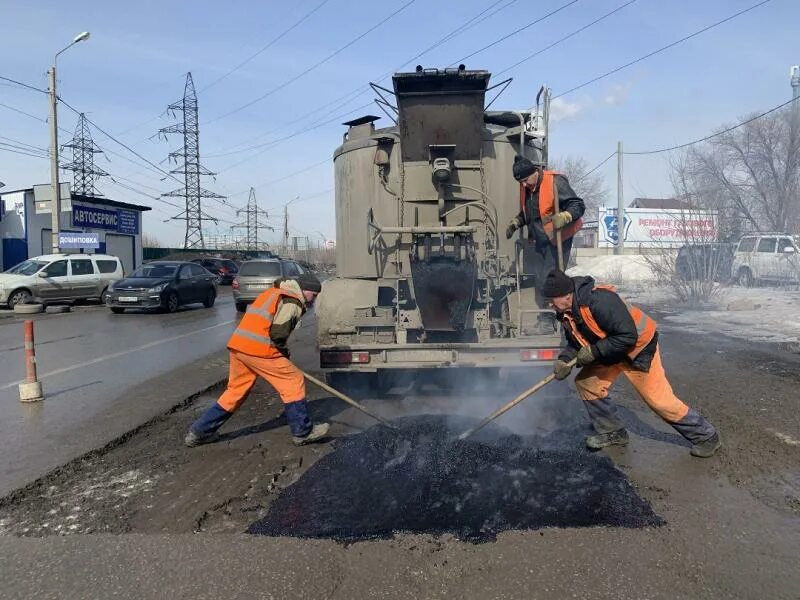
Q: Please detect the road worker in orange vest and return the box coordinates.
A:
[541,269,721,458]
[185,274,329,448]
[506,155,585,330]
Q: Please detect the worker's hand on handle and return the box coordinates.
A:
[576,345,596,367]
[553,359,573,380]
[505,216,523,239]
[551,211,573,230]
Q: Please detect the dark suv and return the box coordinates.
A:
[191,258,239,285]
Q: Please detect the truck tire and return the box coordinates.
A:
[110,307,125,314]
[13,303,44,314]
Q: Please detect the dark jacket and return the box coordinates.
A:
[557,276,658,372]
[516,174,585,246]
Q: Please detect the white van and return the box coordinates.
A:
[0,254,124,308]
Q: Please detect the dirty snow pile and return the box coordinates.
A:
[567,255,659,285]
[663,287,800,345]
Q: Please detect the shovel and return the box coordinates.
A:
[457,358,577,440]
[302,371,398,430]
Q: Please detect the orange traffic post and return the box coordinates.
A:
[18,320,44,403]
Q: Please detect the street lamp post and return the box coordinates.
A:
[49,31,90,254]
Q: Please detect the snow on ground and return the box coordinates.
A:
[567,254,659,286]
[658,286,800,346]
[568,254,800,346]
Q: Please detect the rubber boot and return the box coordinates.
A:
[284,399,330,446]
[670,408,721,458]
[583,397,628,450]
[185,402,232,447]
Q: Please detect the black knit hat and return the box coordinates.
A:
[541,269,574,298]
[295,273,322,293]
[512,155,537,181]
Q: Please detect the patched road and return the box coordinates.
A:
[0,318,798,599]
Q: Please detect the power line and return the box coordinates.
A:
[625,96,799,155]
[204,0,518,157]
[0,135,48,154]
[450,0,581,66]
[573,151,617,183]
[205,0,417,125]
[554,0,773,99]
[495,0,638,77]
[199,0,334,93]
[0,101,46,123]
[0,144,49,160]
[0,74,47,94]
[58,95,243,213]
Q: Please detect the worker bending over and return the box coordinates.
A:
[185,274,329,447]
[542,269,721,458]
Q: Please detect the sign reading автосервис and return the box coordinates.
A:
[72,205,140,235]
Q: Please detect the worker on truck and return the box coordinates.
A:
[506,155,585,326]
[542,269,721,458]
[185,274,330,448]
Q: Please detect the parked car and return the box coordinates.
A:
[0,253,123,309]
[732,233,800,287]
[106,261,217,314]
[675,243,734,283]
[232,258,305,312]
[190,257,239,285]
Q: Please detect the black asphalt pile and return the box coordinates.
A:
[248,415,663,543]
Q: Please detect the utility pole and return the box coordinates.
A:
[62,113,108,197]
[160,73,225,249]
[48,31,91,253]
[616,140,624,255]
[283,205,289,257]
[48,66,61,254]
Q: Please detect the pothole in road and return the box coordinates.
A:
[248,415,664,543]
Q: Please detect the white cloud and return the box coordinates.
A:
[604,83,632,106]
[549,97,586,122]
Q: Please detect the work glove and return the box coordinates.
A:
[576,345,596,367]
[551,211,573,230]
[275,343,291,359]
[553,359,573,381]
[505,216,523,239]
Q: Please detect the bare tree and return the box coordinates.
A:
[674,106,800,235]
[141,233,163,248]
[550,154,609,217]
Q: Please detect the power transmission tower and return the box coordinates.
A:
[232,187,273,251]
[62,113,108,196]
[159,72,225,249]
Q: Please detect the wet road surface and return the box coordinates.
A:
[0,317,798,598]
[0,289,240,496]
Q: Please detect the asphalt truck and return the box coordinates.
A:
[316,66,563,388]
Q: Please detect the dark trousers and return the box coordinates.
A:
[518,237,573,308]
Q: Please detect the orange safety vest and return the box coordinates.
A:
[561,284,657,360]
[227,287,304,358]
[520,170,583,244]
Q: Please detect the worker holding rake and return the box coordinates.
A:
[542,269,721,458]
[185,274,330,448]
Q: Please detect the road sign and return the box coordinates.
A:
[59,232,100,249]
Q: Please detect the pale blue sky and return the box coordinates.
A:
[1,0,797,245]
